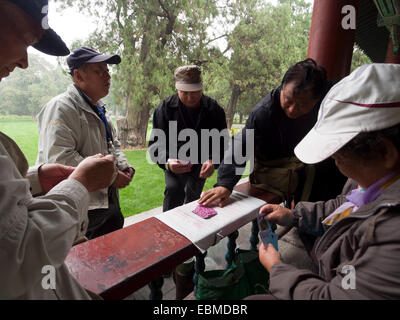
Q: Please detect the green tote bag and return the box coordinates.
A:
[195,249,270,300]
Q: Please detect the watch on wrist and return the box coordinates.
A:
[166,159,172,171]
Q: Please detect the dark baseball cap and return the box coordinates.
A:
[8,0,70,56]
[67,47,121,74]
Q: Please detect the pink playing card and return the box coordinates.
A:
[192,205,218,219]
[177,160,193,168]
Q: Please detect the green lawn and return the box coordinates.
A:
[0,116,39,165]
[0,116,219,218]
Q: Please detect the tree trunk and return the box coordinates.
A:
[226,84,240,129]
[117,94,150,149]
[115,103,120,118]
[116,13,154,150]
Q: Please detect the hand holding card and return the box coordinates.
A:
[177,159,193,168]
[257,214,278,251]
[193,205,218,219]
[167,159,193,174]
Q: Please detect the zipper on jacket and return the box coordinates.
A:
[313,202,398,275]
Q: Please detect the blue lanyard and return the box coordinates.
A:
[96,105,112,142]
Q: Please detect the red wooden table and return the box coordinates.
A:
[65,182,280,299]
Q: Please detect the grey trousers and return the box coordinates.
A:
[163,165,206,212]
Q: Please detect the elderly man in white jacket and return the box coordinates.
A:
[36,47,135,239]
[0,0,117,299]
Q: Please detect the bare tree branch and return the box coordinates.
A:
[116,1,125,30]
[158,0,170,19]
[204,33,229,46]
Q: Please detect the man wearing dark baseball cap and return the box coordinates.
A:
[37,46,135,240]
[0,0,69,80]
[67,46,121,75]
[5,0,69,56]
[0,0,118,299]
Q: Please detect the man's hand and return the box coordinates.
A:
[69,154,117,192]
[199,160,214,179]
[113,169,133,189]
[198,186,231,207]
[38,164,75,194]
[259,242,281,272]
[124,167,135,179]
[259,204,294,226]
[167,159,192,174]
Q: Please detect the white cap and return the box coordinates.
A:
[295,63,400,164]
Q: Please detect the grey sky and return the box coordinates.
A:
[29,0,97,65]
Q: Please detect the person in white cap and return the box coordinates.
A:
[36,46,135,240]
[149,65,227,212]
[0,0,117,299]
[248,63,400,299]
[148,65,227,299]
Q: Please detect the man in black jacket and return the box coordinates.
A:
[149,65,228,212]
[199,59,346,209]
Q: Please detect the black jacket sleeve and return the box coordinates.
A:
[148,102,169,170]
[213,105,228,170]
[215,96,273,192]
[215,128,248,192]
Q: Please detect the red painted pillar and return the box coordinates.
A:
[307,0,360,82]
[385,39,400,63]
